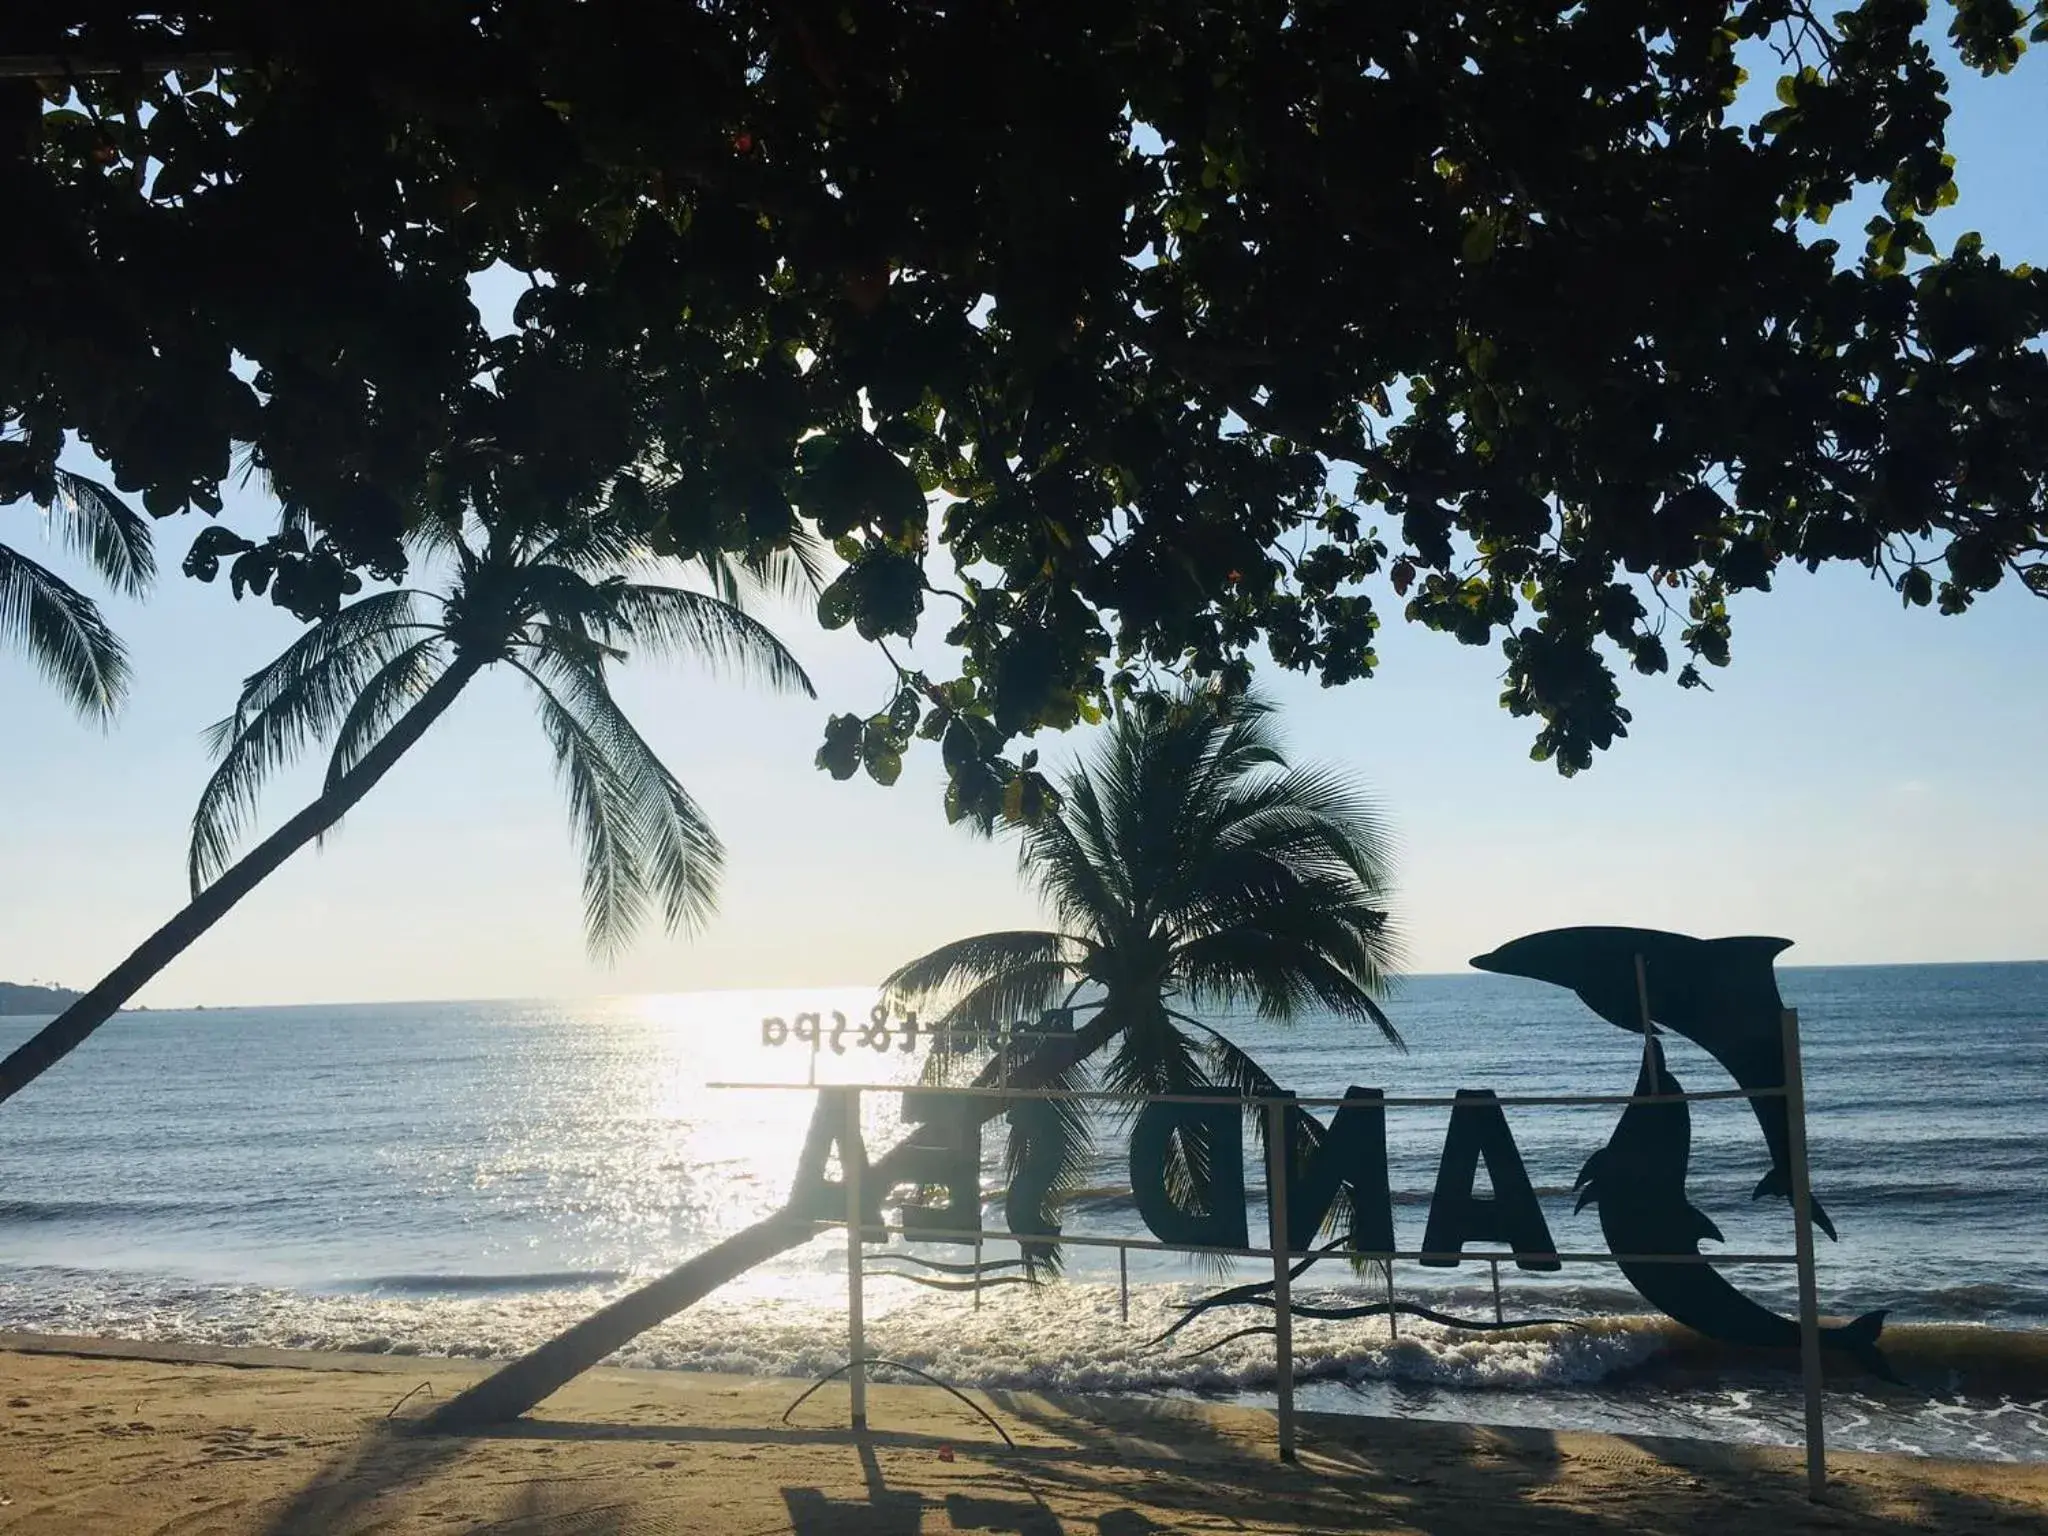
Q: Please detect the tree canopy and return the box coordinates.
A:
[5,1,2045,803]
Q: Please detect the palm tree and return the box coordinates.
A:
[0,507,815,1105]
[1,471,155,719]
[426,686,1401,1428]
[882,687,1403,1267]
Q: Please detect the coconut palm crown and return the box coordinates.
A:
[189,507,816,954]
[883,687,1402,1265]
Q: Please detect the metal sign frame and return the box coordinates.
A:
[714,1008,1828,1499]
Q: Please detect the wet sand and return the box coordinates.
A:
[1,1332,2043,1534]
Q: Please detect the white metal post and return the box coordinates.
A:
[844,1088,868,1431]
[1781,1009,1826,1499]
[1118,1246,1129,1323]
[1264,1098,1296,1462]
[1386,1260,1397,1339]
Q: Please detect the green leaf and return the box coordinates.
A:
[795,432,927,542]
[862,724,903,786]
[182,526,254,583]
[847,551,925,641]
[816,713,864,780]
[817,573,857,631]
[151,156,204,202]
[889,685,921,736]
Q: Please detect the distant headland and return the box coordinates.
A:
[0,981,83,1015]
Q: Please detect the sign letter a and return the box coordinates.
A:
[786,1088,883,1231]
[1422,1090,1560,1271]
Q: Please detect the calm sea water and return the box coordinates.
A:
[2,964,2044,1461]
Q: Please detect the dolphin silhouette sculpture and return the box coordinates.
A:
[1577,1038,1891,1376]
[1469,925,1835,1240]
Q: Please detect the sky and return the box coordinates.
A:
[3,41,2045,1008]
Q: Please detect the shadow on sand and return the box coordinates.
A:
[253,1387,2045,1536]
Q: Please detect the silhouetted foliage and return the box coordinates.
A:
[4,2,2045,792]
[884,688,1402,1269]
[0,470,152,718]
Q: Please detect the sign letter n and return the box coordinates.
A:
[1283,1088,1395,1256]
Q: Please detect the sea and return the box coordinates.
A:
[2,963,2044,1462]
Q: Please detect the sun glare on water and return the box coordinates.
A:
[570,988,927,1294]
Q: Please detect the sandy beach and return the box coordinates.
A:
[0,1334,2042,1534]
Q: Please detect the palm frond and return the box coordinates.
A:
[533,514,651,575]
[0,540,132,729]
[1085,692,1281,924]
[1098,1004,1208,1103]
[523,644,726,947]
[404,499,472,559]
[322,637,451,792]
[232,590,437,721]
[1147,699,1294,920]
[1101,1005,1227,1223]
[50,471,155,597]
[189,595,433,891]
[513,564,615,645]
[610,583,813,696]
[888,930,1081,1083]
[719,525,834,604]
[883,930,1078,1003]
[0,542,130,720]
[922,959,1080,1079]
[1197,762,1396,900]
[1017,789,1128,938]
[1175,923,1402,1045]
[1168,844,1399,963]
[514,660,650,957]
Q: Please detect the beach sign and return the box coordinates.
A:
[729,926,1848,1490]
[781,1078,1566,1271]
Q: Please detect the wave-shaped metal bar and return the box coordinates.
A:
[1181,1295,1577,1338]
[1151,1248,1346,1346]
[865,1269,1033,1294]
[780,1358,1017,1448]
[1150,1242,1349,1345]
[868,1251,1028,1277]
[1183,1324,1282,1359]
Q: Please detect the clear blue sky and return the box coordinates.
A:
[3,45,2044,1007]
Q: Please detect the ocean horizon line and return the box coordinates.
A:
[23,953,2040,1016]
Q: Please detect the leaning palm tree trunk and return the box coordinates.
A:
[0,656,486,1105]
[425,1008,1126,1429]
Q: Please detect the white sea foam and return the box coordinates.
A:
[0,1265,1661,1390]
[5,1266,2047,1461]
